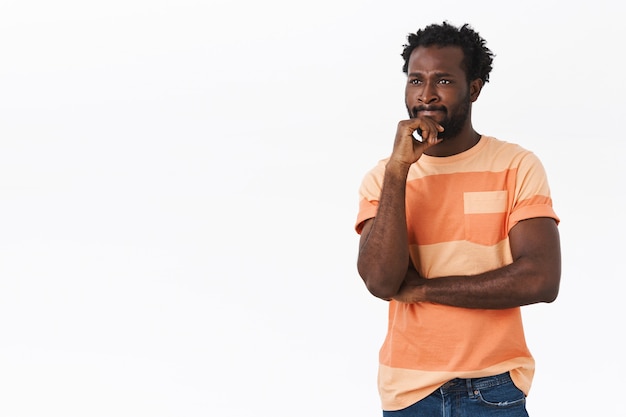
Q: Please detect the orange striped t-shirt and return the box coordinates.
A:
[355,136,559,411]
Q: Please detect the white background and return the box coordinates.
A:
[0,1,623,416]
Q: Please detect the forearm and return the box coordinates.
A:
[396,250,559,308]
[357,161,412,299]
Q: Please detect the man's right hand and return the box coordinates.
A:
[389,117,444,166]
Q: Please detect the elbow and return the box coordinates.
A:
[541,281,560,303]
[365,280,398,300]
[537,271,561,304]
[357,265,401,300]
[357,254,407,300]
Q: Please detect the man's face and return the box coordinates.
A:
[405,46,472,140]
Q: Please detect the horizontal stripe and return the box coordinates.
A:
[510,196,559,229]
[410,238,513,278]
[378,358,534,411]
[405,169,516,246]
[380,303,530,371]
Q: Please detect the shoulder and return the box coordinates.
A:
[482,136,530,155]
[480,136,543,169]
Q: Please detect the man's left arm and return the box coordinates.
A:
[394,217,561,309]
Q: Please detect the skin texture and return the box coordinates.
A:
[357,46,561,308]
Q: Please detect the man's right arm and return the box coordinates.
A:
[357,117,443,300]
[357,160,412,299]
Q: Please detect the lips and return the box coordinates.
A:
[419,110,444,117]
[412,107,446,118]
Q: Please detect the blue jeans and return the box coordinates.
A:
[383,372,529,417]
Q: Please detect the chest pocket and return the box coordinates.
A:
[463,191,508,246]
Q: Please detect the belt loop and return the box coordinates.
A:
[465,378,474,397]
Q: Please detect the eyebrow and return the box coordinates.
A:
[408,71,456,78]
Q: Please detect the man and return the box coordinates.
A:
[355,22,561,416]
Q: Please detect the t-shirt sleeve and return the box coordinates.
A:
[508,151,559,231]
[355,162,385,234]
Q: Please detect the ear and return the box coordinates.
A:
[469,78,484,102]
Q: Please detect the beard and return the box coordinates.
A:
[407,92,471,140]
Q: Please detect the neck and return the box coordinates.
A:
[424,128,481,157]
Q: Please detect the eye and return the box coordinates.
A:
[438,79,451,84]
[409,79,422,85]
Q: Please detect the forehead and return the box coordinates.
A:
[407,45,466,76]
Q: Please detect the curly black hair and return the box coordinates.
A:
[401,21,494,84]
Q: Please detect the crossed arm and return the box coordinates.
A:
[356,161,561,309]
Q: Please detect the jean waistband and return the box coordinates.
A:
[439,372,512,393]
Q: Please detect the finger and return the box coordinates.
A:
[409,118,443,139]
[420,126,440,143]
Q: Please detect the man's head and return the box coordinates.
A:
[402,22,494,141]
[401,22,494,85]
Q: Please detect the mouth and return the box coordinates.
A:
[412,106,446,118]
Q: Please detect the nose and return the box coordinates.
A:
[418,81,438,104]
